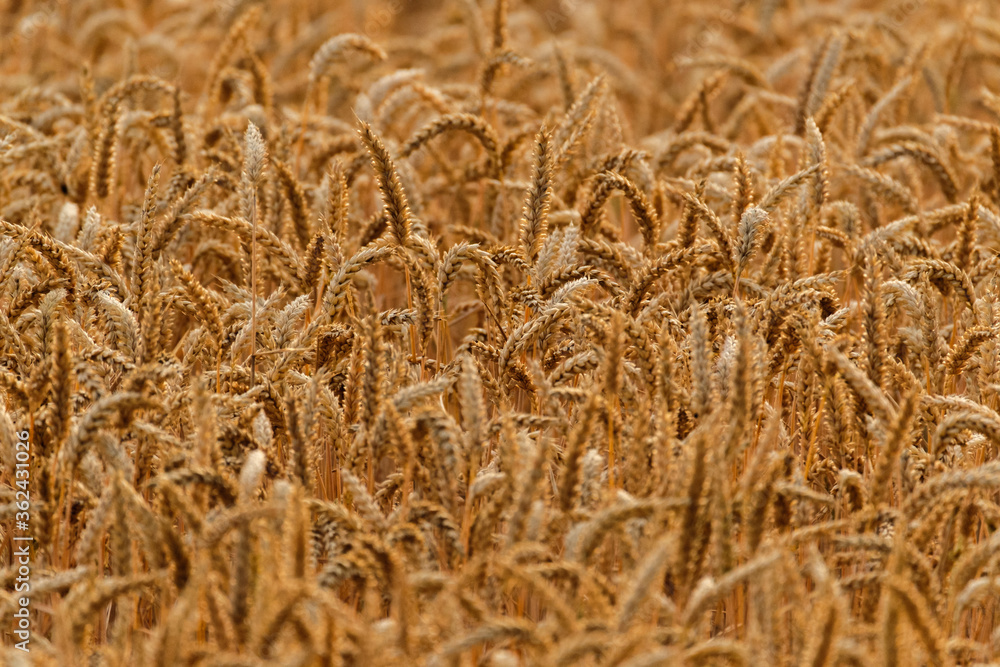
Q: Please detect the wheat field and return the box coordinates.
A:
[7,0,1000,664]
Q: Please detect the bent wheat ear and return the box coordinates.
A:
[401,113,501,177]
[308,34,387,92]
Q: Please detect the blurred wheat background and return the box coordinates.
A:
[4,0,1000,664]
